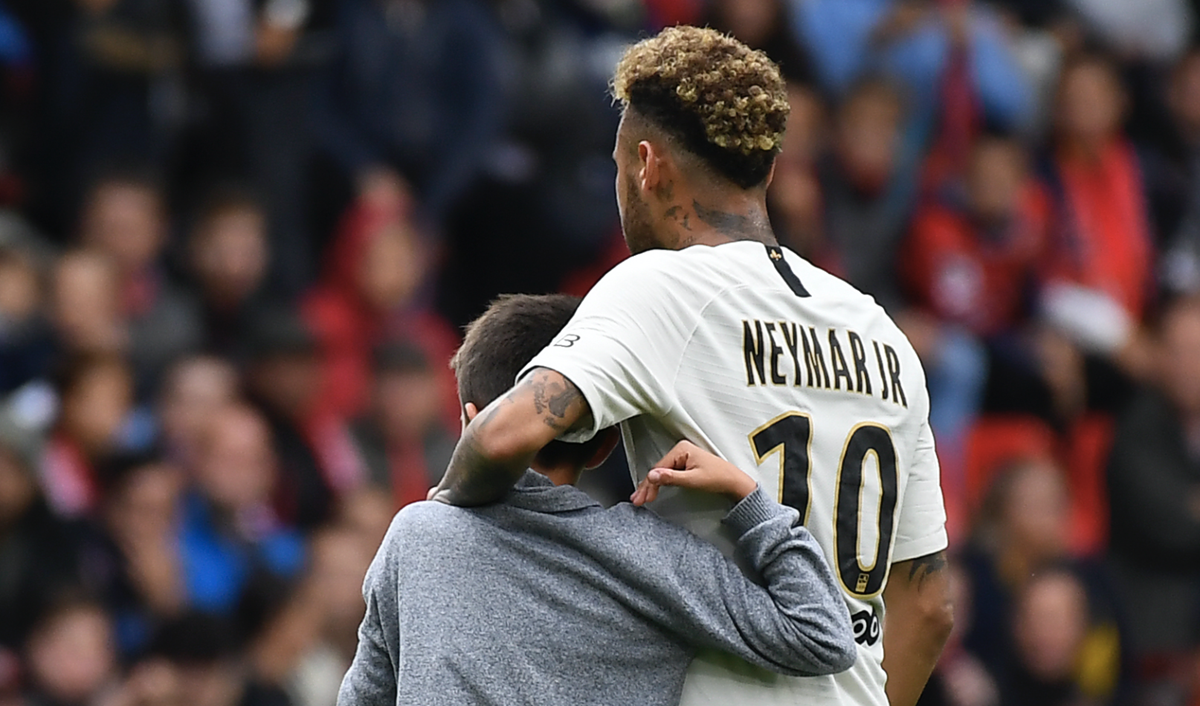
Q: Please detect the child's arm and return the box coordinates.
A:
[630,440,758,506]
[625,441,857,677]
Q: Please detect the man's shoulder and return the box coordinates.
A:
[577,248,729,324]
[592,248,689,288]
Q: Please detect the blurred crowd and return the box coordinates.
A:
[0,1,1199,705]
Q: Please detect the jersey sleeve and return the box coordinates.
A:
[520,252,700,442]
[892,416,949,562]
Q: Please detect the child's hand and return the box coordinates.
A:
[630,441,757,506]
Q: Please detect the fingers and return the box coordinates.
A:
[630,476,660,506]
[630,467,691,506]
[426,485,439,501]
[652,440,698,471]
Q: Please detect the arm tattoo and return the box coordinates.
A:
[906,551,948,590]
[440,431,518,505]
[692,199,775,244]
[529,369,585,431]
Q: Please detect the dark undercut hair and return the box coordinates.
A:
[452,294,581,410]
[452,294,599,468]
[613,25,789,189]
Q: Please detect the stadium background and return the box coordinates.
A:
[0,0,1198,704]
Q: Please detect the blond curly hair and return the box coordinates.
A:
[613,26,789,188]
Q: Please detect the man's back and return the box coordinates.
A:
[525,241,948,705]
[340,469,855,706]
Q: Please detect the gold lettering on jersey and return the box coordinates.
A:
[741,320,909,403]
[873,340,889,401]
[801,327,830,389]
[884,344,908,408]
[742,320,767,386]
[765,323,787,385]
[828,329,853,392]
[848,331,873,395]
[778,322,803,383]
[856,573,870,593]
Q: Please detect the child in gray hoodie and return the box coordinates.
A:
[337,294,855,706]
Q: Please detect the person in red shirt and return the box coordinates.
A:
[302,198,459,429]
[907,133,1050,339]
[1042,52,1154,352]
[904,132,1049,536]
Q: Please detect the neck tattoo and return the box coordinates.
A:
[691,199,776,245]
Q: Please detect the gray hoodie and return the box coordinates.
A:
[338,470,855,706]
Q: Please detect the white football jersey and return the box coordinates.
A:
[522,240,948,706]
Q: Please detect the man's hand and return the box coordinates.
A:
[630,441,757,505]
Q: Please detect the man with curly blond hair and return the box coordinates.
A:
[434,26,952,706]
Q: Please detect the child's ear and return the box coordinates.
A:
[461,402,479,433]
[584,428,621,470]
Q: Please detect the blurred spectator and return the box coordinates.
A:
[21,597,119,706]
[157,356,238,471]
[794,0,1033,134]
[782,82,829,167]
[768,83,828,260]
[77,171,201,393]
[1146,48,1200,297]
[180,0,336,296]
[179,405,304,615]
[187,187,273,360]
[962,459,1122,703]
[1003,569,1102,706]
[907,133,1049,339]
[312,0,505,222]
[705,0,813,82]
[0,233,54,395]
[42,354,134,517]
[0,412,84,653]
[244,311,363,530]
[103,612,291,706]
[1040,53,1152,362]
[302,199,458,426]
[89,453,184,658]
[437,0,625,327]
[40,0,187,229]
[348,341,452,509]
[1106,296,1200,696]
[817,76,920,312]
[50,250,126,358]
[905,134,1050,431]
[249,524,372,706]
[333,485,392,554]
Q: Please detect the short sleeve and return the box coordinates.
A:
[519,252,699,442]
[892,417,949,562]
